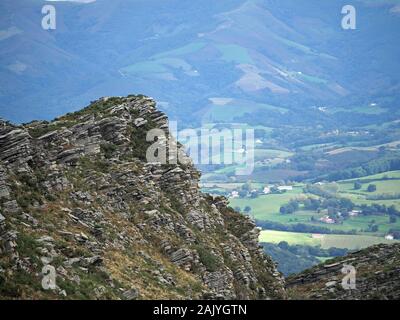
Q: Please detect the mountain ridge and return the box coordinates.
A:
[1,0,400,124]
[287,243,400,299]
[0,94,285,299]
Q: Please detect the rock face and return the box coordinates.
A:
[286,244,400,300]
[0,95,285,300]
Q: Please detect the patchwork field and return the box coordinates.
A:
[202,99,288,123]
[337,171,400,209]
[229,187,305,221]
[227,171,400,236]
[259,230,398,250]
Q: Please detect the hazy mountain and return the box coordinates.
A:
[1,0,400,125]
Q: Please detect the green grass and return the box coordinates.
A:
[341,170,400,181]
[260,230,319,246]
[338,180,400,196]
[216,44,253,64]
[229,187,304,221]
[120,61,167,74]
[120,41,206,76]
[253,149,293,161]
[337,172,400,209]
[339,192,400,211]
[153,42,206,58]
[228,178,400,235]
[201,182,264,190]
[330,105,387,115]
[259,230,398,250]
[202,99,287,123]
[299,142,338,152]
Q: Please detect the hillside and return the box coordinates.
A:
[1,0,400,125]
[0,95,285,299]
[286,243,400,299]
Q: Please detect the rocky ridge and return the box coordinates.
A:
[0,95,285,300]
[286,243,400,300]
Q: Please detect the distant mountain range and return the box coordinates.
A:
[1,0,400,125]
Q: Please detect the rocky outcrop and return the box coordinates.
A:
[0,95,285,300]
[0,124,32,167]
[286,243,400,300]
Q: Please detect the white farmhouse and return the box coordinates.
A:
[385,234,395,241]
[278,186,293,191]
[263,186,271,194]
[230,191,239,199]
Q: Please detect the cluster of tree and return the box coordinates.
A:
[353,181,362,190]
[288,153,318,171]
[367,193,400,200]
[262,242,349,276]
[365,222,379,233]
[388,229,400,240]
[279,196,355,218]
[354,182,377,192]
[325,157,400,181]
[279,200,299,214]
[359,204,400,217]
[302,197,399,219]
[234,206,252,214]
[276,241,348,258]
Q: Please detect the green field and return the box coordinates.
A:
[330,105,387,115]
[343,171,400,180]
[339,179,400,194]
[212,158,400,251]
[231,199,400,235]
[229,172,400,235]
[202,99,287,123]
[229,187,305,221]
[337,171,400,209]
[254,149,293,161]
[153,41,206,58]
[216,44,253,64]
[259,230,398,250]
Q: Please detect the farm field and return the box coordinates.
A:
[228,172,400,235]
[202,134,400,264]
[229,186,305,221]
[342,171,400,181]
[329,104,387,115]
[202,99,287,123]
[338,179,400,194]
[259,230,398,250]
[337,171,400,209]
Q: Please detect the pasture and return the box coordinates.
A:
[259,230,398,250]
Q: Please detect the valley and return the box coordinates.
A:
[200,112,400,275]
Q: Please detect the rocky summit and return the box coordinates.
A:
[0,95,285,300]
[286,243,400,300]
